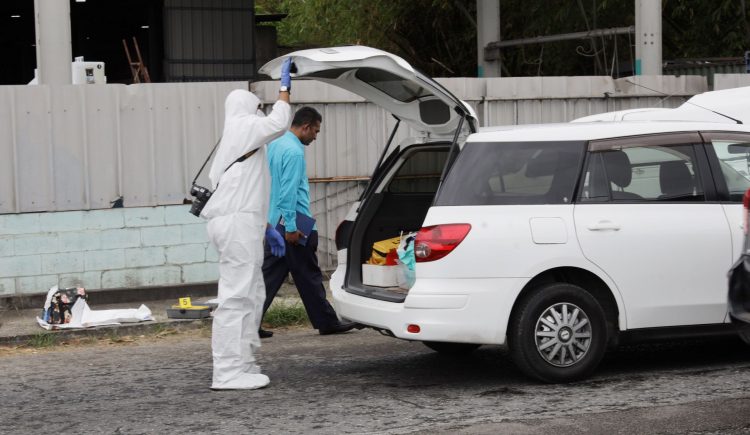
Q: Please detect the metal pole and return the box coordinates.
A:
[635,0,662,75]
[34,0,72,85]
[477,0,501,77]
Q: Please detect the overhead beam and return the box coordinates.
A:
[484,26,634,61]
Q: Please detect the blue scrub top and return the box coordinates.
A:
[267,131,315,233]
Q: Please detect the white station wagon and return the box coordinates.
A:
[262,46,750,382]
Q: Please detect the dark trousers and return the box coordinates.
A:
[262,230,339,329]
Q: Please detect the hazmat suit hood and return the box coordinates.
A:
[200,89,291,220]
[209,90,264,189]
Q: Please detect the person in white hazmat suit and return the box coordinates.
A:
[200,58,293,390]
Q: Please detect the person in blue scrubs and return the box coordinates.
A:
[260,106,357,337]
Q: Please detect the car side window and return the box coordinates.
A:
[386,149,448,193]
[708,140,750,202]
[579,144,704,202]
[435,141,586,206]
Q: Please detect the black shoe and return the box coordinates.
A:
[318,321,357,336]
[258,328,273,338]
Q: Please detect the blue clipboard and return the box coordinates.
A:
[276,212,315,246]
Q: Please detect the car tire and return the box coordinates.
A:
[508,282,608,383]
[737,325,750,345]
[423,341,481,355]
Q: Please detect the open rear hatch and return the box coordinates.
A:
[259,45,475,136]
[260,46,477,302]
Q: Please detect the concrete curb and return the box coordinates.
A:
[0,282,218,310]
[0,317,211,346]
[0,280,311,346]
[0,271,333,310]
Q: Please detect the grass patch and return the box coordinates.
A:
[26,332,57,348]
[151,323,178,337]
[262,299,310,328]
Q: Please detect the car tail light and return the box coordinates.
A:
[744,189,750,235]
[414,224,471,262]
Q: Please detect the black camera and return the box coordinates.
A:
[188,183,213,217]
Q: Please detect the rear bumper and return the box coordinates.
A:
[330,273,527,345]
[728,255,750,325]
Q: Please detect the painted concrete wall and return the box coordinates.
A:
[0,205,217,296]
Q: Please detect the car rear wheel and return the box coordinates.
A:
[509,283,608,383]
[423,341,481,355]
[737,325,750,345]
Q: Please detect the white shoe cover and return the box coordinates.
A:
[245,363,261,375]
[211,373,270,390]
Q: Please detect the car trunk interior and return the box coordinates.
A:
[359,192,434,264]
[344,144,450,302]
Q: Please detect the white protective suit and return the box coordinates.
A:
[202,89,291,389]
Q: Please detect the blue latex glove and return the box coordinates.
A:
[265,226,286,257]
[280,57,292,89]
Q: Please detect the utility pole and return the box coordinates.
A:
[34,0,72,84]
[635,0,662,75]
[477,0,501,77]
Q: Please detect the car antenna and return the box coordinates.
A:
[625,79,743,124]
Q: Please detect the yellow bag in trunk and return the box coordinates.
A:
[367,236,401,265]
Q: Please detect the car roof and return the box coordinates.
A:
[468,120,750,143]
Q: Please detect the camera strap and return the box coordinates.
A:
[191,137,222,186]
[224,148,259,174]
[191,137,259,186]
[185,138,261,213]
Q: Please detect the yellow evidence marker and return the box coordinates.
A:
[173,297,209,310]
[166,296,211,319]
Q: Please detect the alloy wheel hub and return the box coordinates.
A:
[534,302,592,367]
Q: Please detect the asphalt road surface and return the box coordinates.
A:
[2,327,750,434]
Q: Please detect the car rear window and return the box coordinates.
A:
[435,141,586,206]
[355,68,431,103]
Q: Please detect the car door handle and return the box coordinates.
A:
[587,221,621,231]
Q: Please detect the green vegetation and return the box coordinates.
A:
[256,0,477,76]
[256,0,750,77]
[26,333,57,348]
[151,323,178,337]
[262,299,310,328]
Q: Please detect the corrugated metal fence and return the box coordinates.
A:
[163,0,257,82]
[0,82,242,213]
[4,73,737,267]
